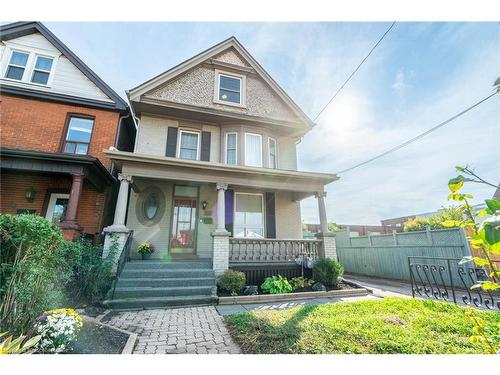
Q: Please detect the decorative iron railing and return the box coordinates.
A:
[110,231,134,300]
[408,256,499,311]
[229,238,321,263]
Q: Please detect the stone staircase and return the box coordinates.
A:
[103,259,218,310]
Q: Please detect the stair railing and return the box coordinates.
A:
[109,230,134,300]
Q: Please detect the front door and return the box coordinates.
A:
[170,195,198,254]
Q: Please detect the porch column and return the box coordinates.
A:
[60,173,84,240]
[102,173,132,274]
[113,173,133,227]
[216,182,228,232]
[212,182,230,276]
[314,190,338,260]
[315,191,328,233]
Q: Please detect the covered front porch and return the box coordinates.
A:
[103,149,338,275]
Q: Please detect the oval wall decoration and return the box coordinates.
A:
[136,186,165,226]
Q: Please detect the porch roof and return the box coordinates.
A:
[104,149,338,199]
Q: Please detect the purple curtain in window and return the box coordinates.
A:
[225,189,234,234]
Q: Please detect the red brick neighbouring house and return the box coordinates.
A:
[0,22,135,240]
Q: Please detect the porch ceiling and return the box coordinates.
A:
[104,149,338,199]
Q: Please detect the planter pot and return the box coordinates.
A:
[141,253,152,260]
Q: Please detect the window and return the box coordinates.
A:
[31,55,54,85]
[244,133,262,167]
[45,193,69,224]
[234,193,264,238]
[225,132,238,165]
[218,74,241,104]
[4,51,29,81]
[178,130,200,160]
[268,137,277,169]
[63,116,94,155]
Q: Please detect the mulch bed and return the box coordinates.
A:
[217,280,359,297]
[69,319,129,354]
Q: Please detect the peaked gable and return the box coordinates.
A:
[0,22,127,111]
[129,37,313,129]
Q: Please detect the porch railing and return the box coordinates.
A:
[229,238,321,263]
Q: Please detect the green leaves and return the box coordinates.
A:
[448,175,465,193]
[261,275,293,294]
[485,199,500,215]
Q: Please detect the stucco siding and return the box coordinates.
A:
[0,33,113,103]
[275,191,302,239]
[148,64,299,123]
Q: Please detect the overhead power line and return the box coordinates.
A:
[336,92,498,175]
[313,21,396,122]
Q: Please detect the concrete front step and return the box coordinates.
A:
[124,260,212,270]
[103,295,218,310]
[116,277,215,288]
[121,268,215,279]
[113,285,214,299]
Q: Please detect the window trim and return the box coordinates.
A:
[233,192,265,239]
[268,137,278,169]
[244,132,263,167]
[30,54,55,85]
[60,113,96,155]
[1,45,58,87]
[213,69,246,108]
[224,132,238,165]
[4,49,30,81]
[176,129,201,161]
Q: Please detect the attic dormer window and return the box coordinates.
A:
[31,56,54,85]
[214,69,246,107]
[2,47,57,86]
[5,51,29,80]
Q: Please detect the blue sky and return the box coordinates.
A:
[44,22,500,224]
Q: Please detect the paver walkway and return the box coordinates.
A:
[103,306,241,354]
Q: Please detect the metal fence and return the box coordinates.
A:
[408,256,499,311]
[335,228,472,281]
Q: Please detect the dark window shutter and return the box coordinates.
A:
[200,131,211,161]
[265,192,276,239]
[165,127,178,157]
[225,189,234,235]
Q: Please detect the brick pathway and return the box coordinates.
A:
[103,306,241,354]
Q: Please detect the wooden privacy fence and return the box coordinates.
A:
[335,228,472,282]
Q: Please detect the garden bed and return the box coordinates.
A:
[225,297,500,354]
[69,316,136,354]
[218,280,369,304]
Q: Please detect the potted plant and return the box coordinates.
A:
[137,242,154,260]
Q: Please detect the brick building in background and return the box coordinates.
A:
[0,22,135,240]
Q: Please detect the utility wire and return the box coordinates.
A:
[336,91,498,175]
[313,21,396,122]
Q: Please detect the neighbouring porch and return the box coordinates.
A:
[102,149,338,276]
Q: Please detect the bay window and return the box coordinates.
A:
[225,132,238,165]
[234,193,264,238]
[244,132,262,167]
[268,137,277,168]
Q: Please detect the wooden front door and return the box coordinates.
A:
[170,197,197,254]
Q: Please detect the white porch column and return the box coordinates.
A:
[216,182,228,232]
[316,191,328,233]
[315,190,338,260]
[212,182,230,276]
[113,174,133,227]
[103,173,132,273]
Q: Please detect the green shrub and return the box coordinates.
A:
[404,206,464,232]
[0,214,78,335]
[313,258,344,287]
[65,237,115,306]
[218,270,246,296]
[289,276,313,291]
[261,275,293,294]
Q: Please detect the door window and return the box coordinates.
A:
[45,193,69,224]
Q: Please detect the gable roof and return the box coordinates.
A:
[0,21,128,111]
[128,36,314,129]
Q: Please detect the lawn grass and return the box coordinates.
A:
[225,297,500,354]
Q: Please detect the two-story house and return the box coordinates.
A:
[0,22,136,240]
[102,37,338,309]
